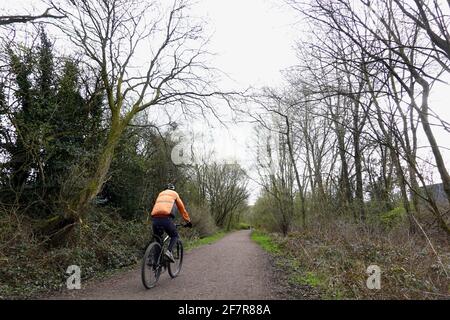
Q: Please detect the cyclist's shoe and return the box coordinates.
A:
[165,250,175,263]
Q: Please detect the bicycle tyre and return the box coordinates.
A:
[168,239,183,278]
[141,242,162,289]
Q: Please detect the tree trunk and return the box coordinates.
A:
[391,145,416,234]
[418,84,450,205]
[335,117,353,214]
[284,116,307,227]
[70,115,127,219]
[353,121,365,222]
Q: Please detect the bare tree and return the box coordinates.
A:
[44,0,231,228]
[0,8,64,25]
[394,0,450,62]
[249,89,308,227]
[288,0,450,234]
[202,162,248,229]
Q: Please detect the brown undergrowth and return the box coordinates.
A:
[258,219,449,299]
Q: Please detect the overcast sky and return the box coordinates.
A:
[191,0,450,203]
[185,0,301,203]
[2,0,450,204]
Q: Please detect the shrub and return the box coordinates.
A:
[236,222,251,230]
[380,206,406,229]
[0,207,148,299]
[261,217,450,299]
[188,203,217,238]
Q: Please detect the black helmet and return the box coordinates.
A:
[166,183,175,190]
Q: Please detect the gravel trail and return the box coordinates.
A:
[48,230,280,300]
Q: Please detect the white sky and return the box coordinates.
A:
[1,0,450,205]
[194,0,298,88]
[189,0,299,203]
[191,0,450,203]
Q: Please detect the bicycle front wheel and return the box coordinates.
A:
[168,240,183,278]
[141,242,162,289]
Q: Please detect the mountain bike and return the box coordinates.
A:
[141,223,188,289]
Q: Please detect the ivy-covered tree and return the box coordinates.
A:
[0,29,104,218]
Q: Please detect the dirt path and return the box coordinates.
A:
[47,230,280,300]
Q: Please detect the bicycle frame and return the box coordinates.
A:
[151,228,178,270]
[151,235,169,269]
[152,234,170,246]
[152,223,183,248]
[142,223,186,288]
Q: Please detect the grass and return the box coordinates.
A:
[250,230,281,254]
[289,272,325,288]
[184,231,228,251]
[253,220,450,300]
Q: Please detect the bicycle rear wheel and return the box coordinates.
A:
[168,240,183,278]
[141,242,162,289]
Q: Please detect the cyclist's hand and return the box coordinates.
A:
[185,221,193,228]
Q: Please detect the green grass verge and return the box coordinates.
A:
[289,272,325,288]
[250,230,281,254]
[184,231,228,251]
[250,229,333,299]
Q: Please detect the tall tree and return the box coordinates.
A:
[47,0,232,230]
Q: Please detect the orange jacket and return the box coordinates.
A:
[151,189,191,222]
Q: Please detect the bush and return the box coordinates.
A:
[188,203,217,238]
[260,217,450,300]
[0,207,148,299]
[249,193,279,233]
[380,206,406,229]
[236,222,251,230]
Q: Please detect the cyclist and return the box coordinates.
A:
[150,183,192,262]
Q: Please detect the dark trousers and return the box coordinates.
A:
[152,217,178,252]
